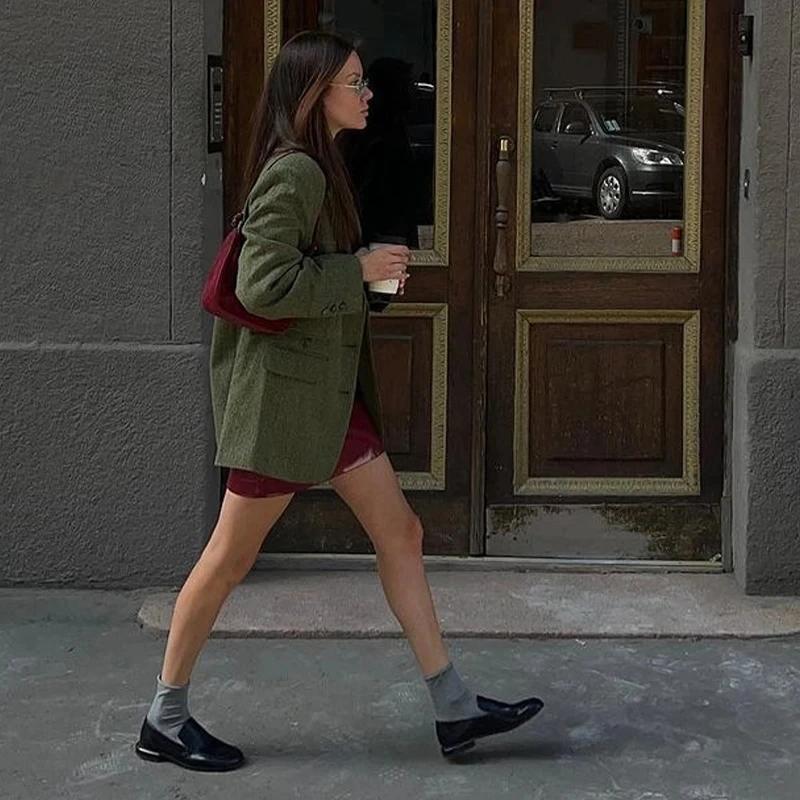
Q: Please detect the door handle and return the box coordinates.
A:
[492,136,514,298]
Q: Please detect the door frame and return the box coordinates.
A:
[468,0,495,554]
[721,0,744,573]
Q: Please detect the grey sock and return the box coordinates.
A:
[424,662,485,722]
[145,675,190,743]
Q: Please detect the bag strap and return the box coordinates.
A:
[234,149,300,232]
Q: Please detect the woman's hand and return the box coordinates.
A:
[358,245,410,284]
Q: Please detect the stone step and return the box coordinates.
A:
[137,569,800,639]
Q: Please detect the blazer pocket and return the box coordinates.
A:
[275,330,331,359]
[264,345,326,384]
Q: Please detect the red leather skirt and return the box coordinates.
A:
[226,397,384,498]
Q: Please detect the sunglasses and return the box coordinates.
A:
[329,77,370,97]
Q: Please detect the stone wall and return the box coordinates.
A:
[0,0,224,586]
[732,0,800,594]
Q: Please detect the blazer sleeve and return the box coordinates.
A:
[235,153,366,320]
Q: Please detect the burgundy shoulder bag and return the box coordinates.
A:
[200,152,298,334]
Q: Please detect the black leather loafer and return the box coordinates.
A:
[436,695,544,756]
[135,717,245,772]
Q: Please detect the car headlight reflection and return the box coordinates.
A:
[631,147,683,166]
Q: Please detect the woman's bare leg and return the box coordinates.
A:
[329,454,449,676]
[330,454,544,757]
[160,490,293,686]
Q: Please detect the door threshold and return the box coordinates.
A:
[255,553,724,574]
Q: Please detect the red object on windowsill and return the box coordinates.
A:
[671,226,683,256]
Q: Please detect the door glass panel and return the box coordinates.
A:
[320,1,438,252]
[529,0,688,259]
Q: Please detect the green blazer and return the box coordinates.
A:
[210,152,385,483]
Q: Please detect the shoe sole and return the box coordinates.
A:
[441,739,476,757]
[135,743,245,772]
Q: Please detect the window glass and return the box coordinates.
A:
[530,0,688,257]
[534,105,559,133]
[559,103,591,133]
[321,0,438,251]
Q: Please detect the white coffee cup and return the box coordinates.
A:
[367,242,400,295]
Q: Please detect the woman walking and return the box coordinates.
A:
[135,30,543,772]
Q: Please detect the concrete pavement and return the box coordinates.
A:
[3,587,800,799]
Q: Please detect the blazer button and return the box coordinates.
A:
[337,301,346,311]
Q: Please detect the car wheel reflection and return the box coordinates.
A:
[596,166,629,219]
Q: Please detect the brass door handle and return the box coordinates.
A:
[492,136,514,298]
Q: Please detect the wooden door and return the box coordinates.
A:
[223,0,480,554]
[483,0,731,561]
[223,0,733,561]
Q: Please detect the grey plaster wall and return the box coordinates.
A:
[0,1,224,586]
[733,0,800,594]
[0,344,214,586]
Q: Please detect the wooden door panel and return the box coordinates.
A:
[523,320,685,478]
[513,310,700,497]
[373,331,418,458]
[515,274,700,308]
[372,316,434,475]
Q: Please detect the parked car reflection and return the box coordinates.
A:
[532,86,685,220]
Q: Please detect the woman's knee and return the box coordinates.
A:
[200,531,261,588]
[199,492,290,586]
[377,512,424,555]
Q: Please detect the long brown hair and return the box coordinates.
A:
[241,30,361,251]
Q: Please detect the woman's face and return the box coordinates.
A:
[323,52,373,136]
